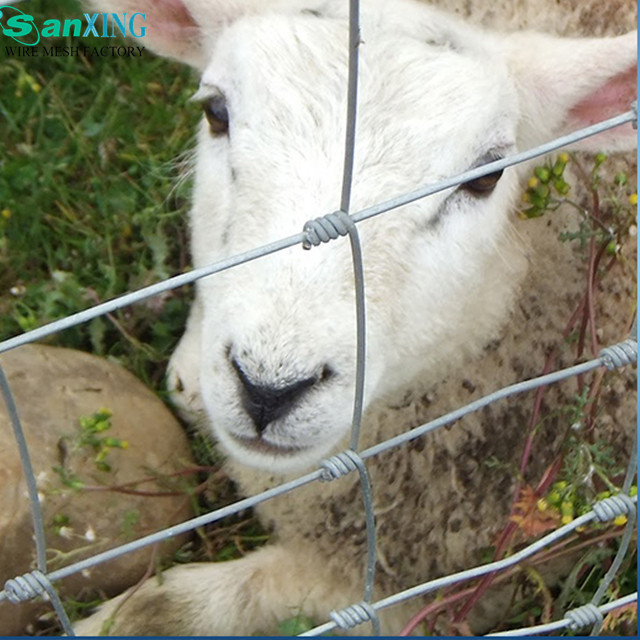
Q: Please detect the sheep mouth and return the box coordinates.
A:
[229,434,306,456]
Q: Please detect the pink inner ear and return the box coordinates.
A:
[147,0,199,39]
[569,65,638,126]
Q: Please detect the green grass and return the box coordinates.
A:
[0,0,199,387]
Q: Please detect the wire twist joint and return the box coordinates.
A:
[598,338,637,370]
[330,601,379,631]
[320,449,365,482]
[564,603,603,631]
[4,571,52,604]
[592,493,636,523]
[302,210,355,250]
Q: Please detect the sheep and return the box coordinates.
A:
[75,0,637,635]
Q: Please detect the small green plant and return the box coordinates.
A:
[51,407,128,493]
[520,152,572,218]
[520,152,637,255]
[76,408,128,472]
[55,407,128,473]
[52,463,85,490]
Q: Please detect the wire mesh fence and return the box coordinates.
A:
[0,0,637,636]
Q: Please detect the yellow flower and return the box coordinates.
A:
[561,514,573,525]
[558,152,570,163]
[1,208,11,219]
[614,515,628,526]
[528,177,539,189]
[537,498,549,512]
[629,193,637,206]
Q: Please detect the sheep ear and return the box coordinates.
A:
[86,0,267,69]
[506,30,637,151]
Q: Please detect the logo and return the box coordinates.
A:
[0,5,146,47]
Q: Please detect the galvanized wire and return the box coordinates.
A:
[307,2,377,628]
[0,468,321,597]
[0,363,74,636]
[360,356,619,462]
[339,0,360,215]
[589,429,637,635]
[320,452,380,634]
[487,592,637,637]
[3,570,74,636]
[0,364,47,574]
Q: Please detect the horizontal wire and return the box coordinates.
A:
[0,109,634,357]
[350,109,636,225]
[360,359,604,461]
[0,233,302,355]
[0,469,321,601]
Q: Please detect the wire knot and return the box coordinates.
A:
[302,210,355,250]
[564,603,603,631]
[330,601,379,632]
[598,338,637,370]
[4,570,52,604]
[592,493,636,523]
[320,449,365,482]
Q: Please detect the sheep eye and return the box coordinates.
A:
[203,95,229,135]
[461,169,504,196]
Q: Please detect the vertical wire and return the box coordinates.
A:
[589,321,637,635]
[340,0,366,454]
[340,0,361,214]
[0,361,75,635]
[0,362,47,572]
[589,427,637,635]
[339,1,378,633]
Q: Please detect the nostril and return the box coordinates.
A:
[320,364,335,382]
[230,358,321,434]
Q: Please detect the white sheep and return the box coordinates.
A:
[75,0,637,635]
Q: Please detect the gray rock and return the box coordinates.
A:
[0,344,196,635]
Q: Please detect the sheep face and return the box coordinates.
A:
[177,11,530,473]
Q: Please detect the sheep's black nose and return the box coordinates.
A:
[231,359,318,434]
